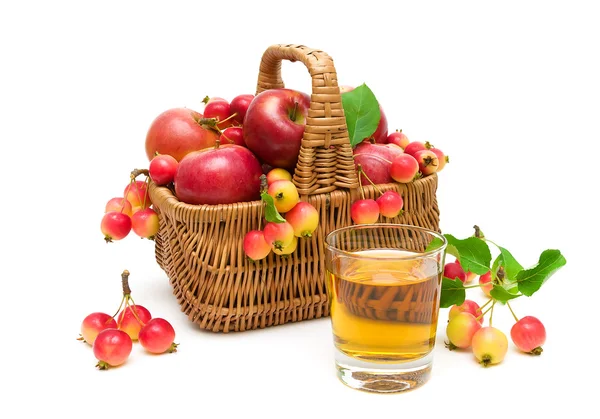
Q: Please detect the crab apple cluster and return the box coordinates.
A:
[78,270,178,370]
[243,169,320,261]
[350,162,405,225]
[444,267,548,366]
[101,172,159,243]
[353,129,449,189]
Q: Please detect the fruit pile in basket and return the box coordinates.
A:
[100,83,449,251]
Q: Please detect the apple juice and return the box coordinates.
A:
[327,249,442,363]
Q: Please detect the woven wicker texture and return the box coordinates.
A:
[149,44,440,332]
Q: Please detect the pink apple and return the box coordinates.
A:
[353,142,397,185]
[243,88,310,170]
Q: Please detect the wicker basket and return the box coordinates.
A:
[148,44,440,332]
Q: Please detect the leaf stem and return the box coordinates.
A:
[507,301,519,322]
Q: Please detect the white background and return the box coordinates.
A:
[2,0,598,417]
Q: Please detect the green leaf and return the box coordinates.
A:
[516,249,567,296]
[490,285,521,304]
[341,83,381,147]
[440,277,466,308]
[260,192,285,223]
[444,234,491,275]
[491,245,524,282]
[425,236,444,252]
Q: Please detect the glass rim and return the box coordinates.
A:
[324,223,447,260]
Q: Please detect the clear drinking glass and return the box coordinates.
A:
[324,224,447,393]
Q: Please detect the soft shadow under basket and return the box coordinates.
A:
[148,44,440,333]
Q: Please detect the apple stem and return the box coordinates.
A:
[478,297,493,312]
[218,112,238,126]
[489,300,496,327]
[475,302,494,323]
[221,133,234,144]
[290,102,299,121]
[121,270,131,295]
[473,225,485,239]
[356,165,366,200]
[356,164,383,195]
[215,139,221,149]
[507,301,520,322]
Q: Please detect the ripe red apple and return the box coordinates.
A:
[353,142,398,185]
[230,94,254,125]
[387,129,410,149]
[145,108,220,162]
[220,126,245,147]
[174,143,263,205]
[243,88,310,170]
[204,99,236,128]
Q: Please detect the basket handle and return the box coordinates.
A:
[256,44,359,196]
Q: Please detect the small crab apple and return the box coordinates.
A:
[444,261,466,283]
[229,94,255,125]
[273,236,298,255]
[425,142,449,172]
[351,199,380,224]
[220,126,245,147]
[472,326,509,367]
[376,191,403,218]
[117,305,152,341]
[149,154,179,186]
[285,202,319,238]
[266,168,292,185]
[386,129,410,150]
[446,312,482,349]
[139,318,178,354]
[105,197,133,217]
[79,312,118,345]
[124,181,151,213]
[479,271,493,297]
[449,299,484,324]
[267,179,299,213]
[131,208,159,240]
[510,316,546,355]
[456,259,476,283]
[390,154,419,183]
[243,230,272,261]
[93,329,133,370]
[403,141,427,157]
[413,149,439,175]
[101,211,132,242]
[202,96,225,105]
[263,221,295,251]
[203,99,236,128]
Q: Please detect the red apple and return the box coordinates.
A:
[145,108,220,162]
[352,142,397,185]
[220,126,245,147]
[174,143,263,205]
[243,88,310,170]
[230,94,254,125]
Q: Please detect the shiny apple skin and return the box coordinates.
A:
[174,144,263,205]
[243,88,311,170]
[145,108,219,162]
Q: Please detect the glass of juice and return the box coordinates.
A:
[324,224,447,393]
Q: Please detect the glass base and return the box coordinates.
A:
[334,349,433,393]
